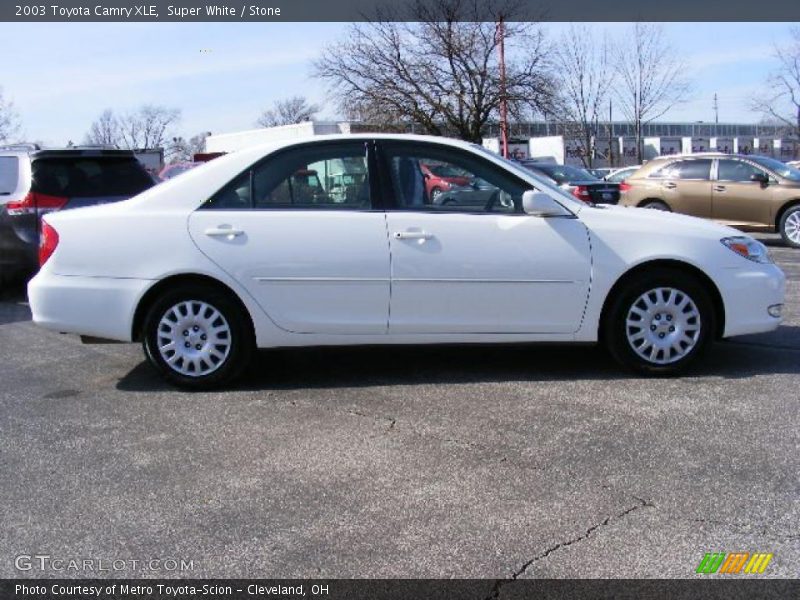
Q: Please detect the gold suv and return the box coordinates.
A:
[619,153,800,248]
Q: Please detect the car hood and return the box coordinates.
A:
[579,203,744,239]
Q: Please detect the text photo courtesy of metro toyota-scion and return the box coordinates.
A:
[1,1,800,599]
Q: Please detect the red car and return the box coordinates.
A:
[421,163,470,201]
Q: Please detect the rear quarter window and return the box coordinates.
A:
[31,156,154,197]
[0,156,20,195]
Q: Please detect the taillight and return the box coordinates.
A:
[619,181,632,192]
[39,221,59,266]
[6,192,68,216]
[571,185,591,202]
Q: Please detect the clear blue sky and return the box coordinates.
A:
[0,22,794,146]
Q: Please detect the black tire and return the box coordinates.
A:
[640,200,671,212]
[603,268,714,375]
[142,284,254,390]
[778,205,800,249]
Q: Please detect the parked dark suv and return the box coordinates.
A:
[0,145,155,285]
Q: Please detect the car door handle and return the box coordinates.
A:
[662,182,677,189]
[205,226,244,238]
[714,185,726,192]
[393,230,433,240]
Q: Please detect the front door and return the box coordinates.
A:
[189,141,390,334]
[712,158,773,227]
[379,142,592,334]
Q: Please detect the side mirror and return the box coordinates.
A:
[522,190,571,217]
[750,172,769,185]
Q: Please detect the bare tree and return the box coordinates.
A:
[84,109,120,146]
[613,23,690,162]
[167,132,210,163]
[751,27,800,140]
[313,0,555,143]
[256,96,321,128]
[117,105,181,150]
[0,87,21,143]
[551,26,614,167]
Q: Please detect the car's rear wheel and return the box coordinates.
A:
[640,200,671,211]
[779,206,800,248]
[604,269,713,375]
[142,284,253,389]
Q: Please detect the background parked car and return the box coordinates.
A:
[517,160,620,205]
[159,161,200,182]
[587,167,613,179]
[420,162,471,201]
[0,145,155,284]
[604,165,641,183]
[618,153,800,248]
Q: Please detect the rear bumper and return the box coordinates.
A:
[719,263,785,337]
[28,272,153,341]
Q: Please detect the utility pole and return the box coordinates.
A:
[713,93,719,135]
[496,17,509,158]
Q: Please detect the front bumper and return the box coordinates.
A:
[28,272,153,342]
[719,263,785,338]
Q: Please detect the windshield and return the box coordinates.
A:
[748,156,800,182]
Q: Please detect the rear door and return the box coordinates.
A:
[712,158,773,227]
[189,140,391,334]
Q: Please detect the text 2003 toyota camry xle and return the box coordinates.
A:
[28,135,785,389]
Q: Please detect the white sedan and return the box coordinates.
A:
[29,135,785,388]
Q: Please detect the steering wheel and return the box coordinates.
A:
[483,189,502,212]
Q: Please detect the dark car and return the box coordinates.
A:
[0,146,155,284]
[433,177,515,210]
[517,160,620,205]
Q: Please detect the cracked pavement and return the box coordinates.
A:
[0,234,798,580]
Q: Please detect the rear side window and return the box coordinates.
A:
[31,157,154,198]
[651,159,712,181]
[0,156,19,195]
[204,142,371,210]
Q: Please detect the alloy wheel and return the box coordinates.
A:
[784,211,800,245]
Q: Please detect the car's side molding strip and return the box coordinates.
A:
[254,277,575,284]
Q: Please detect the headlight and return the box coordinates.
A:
[721,236,772,264]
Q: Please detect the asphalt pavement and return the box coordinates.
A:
[0,234,798,581]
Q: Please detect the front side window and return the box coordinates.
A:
[204,142,371,210]
[717,159,767,182]
[651,159,712,181]
[383,143,528,213]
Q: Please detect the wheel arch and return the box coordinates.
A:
[774,199,800,231]
[131,273,256,343]
[599,259,726,341]
[637,198,670,209]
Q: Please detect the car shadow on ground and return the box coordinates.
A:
[116,327,800,393]
[0,280,31,325]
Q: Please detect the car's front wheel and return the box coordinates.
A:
[142,284,253,389]
[779,206,800,248]
[604,269,714,375]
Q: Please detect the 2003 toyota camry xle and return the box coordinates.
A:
[28,135,785,389]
